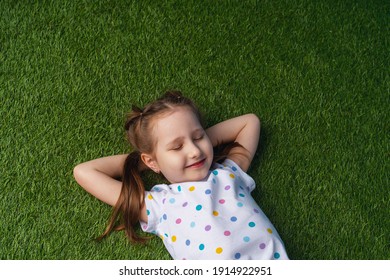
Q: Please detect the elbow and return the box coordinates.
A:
[73,164,80,184]
[248,113,261,130]
[73,164,85,186]
[247,114,261,142]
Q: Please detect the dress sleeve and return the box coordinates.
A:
[140,184,169,233]
[222,159,256,192]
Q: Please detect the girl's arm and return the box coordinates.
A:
[206,114,260,172]
[73,154,127,207]
[74,154,148,222]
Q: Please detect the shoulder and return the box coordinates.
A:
[145,184,171,197]
[216,159,256,191]
[216,159,244,174]
[141,184,171,225]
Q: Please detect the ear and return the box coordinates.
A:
[140,153,160,173]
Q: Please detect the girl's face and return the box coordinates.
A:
[142,106,213,184]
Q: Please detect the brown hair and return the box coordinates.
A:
[98,90,202,243]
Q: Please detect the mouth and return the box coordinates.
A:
[186,158,206,169]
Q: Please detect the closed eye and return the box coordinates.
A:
[194,134,204,141]
[171,144,183,151]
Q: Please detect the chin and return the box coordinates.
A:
[173,161,212,183]
[189,168,210,182]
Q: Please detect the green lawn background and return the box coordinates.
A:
[1,0,388,259]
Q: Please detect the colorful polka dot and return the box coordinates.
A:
[145,165,286,259]
[212,178,216,184]
[162,198,166,204]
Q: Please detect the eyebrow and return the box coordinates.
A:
[165,128,204,147]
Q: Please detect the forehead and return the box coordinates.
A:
[152,107,202,144]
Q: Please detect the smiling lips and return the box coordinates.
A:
[186,158,206,168]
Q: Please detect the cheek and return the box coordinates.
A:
[160,153,184,170]
[202,138,213,156]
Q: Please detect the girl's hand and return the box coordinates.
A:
[73,154,127,207]
[206,114,260,172]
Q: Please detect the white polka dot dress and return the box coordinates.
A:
[140,159,289,260]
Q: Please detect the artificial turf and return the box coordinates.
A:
[0,0,388,260]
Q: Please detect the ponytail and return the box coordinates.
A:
[97,151,148,243]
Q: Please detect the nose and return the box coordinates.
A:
[188,141,202,159]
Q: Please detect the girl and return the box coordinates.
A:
[73,91,288,260]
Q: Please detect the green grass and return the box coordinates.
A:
[1,0,388,260]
